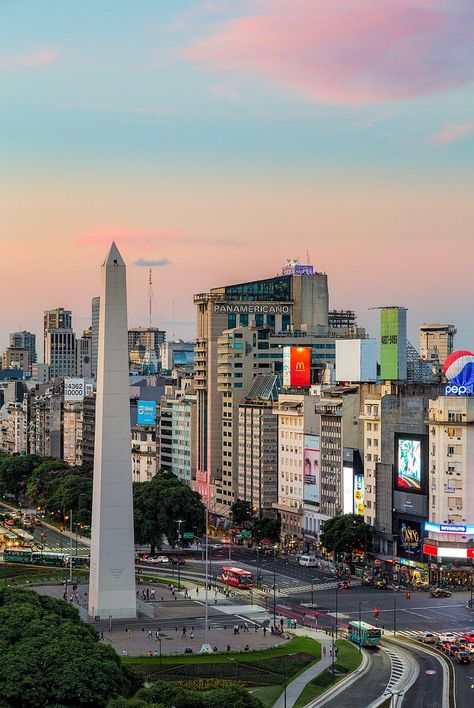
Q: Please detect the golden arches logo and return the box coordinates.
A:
[295,361,306,372]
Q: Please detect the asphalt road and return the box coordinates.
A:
[322,647,391,708]
[34,522,90,555]
[401,644,444,708]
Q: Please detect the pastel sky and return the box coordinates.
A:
[1,0,474,356]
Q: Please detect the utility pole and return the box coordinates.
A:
[176,520,183,591]
[69,508,73,581]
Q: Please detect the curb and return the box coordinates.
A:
[305,647,370,708]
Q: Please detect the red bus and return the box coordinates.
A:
[221,566,253,589]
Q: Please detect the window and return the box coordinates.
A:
[228,314,237,328]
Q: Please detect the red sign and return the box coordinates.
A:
[423,543,438,557]
[290,347,311,387]
[467,548,474,558]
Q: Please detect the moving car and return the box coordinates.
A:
[169,557,185,566]
[430,588,452,598]
[447,644,461,657]
[210,543,222,550]
[439,632,457,643]
[298,555,319,567]
[337,580,352,590]
[374,579,388,590]
[461,632,474,642]
[418,632,437,644]
[455,651,471,665]
[144,555,169,564]
[466,643,474,655]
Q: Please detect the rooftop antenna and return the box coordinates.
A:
[172,299,175,340]
[306,249,310,264]
[148,268,153,328]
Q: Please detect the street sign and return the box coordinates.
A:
[183,532,194,539]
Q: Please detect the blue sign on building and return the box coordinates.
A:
[137,400,157,426]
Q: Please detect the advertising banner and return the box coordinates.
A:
[64,378,85,402]
[398,518,422,560]
[353,474,365,516]
[137,400,157,425]
[396,438,422,491]
[303,434,320,503]
[283,346,311,387]
[343,466,354,514]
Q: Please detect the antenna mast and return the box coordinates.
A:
[148,268,153,329]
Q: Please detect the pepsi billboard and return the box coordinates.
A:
[137,400,157,425]
[443,350,474,395]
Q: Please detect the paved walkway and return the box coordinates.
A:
[274,629,333,708]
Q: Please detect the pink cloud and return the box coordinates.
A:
[181,0,474,104]
[0,48,59,70]
[77,227,189,249]
[432,120,474,144]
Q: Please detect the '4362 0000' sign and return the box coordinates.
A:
[64,378,85,401]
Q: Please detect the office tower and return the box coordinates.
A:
[379,307,407,381]
[194,267,329,508]
[89,243,136,619]
[91,296,100,377]
[76,331,92,378]
[2,347,29,371]
[419,324,456,366]
[9,331,36,366]
[44,307,75,379]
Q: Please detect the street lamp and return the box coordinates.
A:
[273,544,278,629]
[334,583,339,639]
[176,520,183,591]
[358,601,362,654]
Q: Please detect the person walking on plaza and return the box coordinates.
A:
[190,630,194,640]
[182,626,187,638]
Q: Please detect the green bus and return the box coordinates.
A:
[3,548,67,568]
[349,621,382,647]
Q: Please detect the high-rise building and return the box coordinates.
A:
[2,347,29,371]
[76,331,92,378]
[194,267,329,504]
[9,331,36,366]
[91,296,100,377]
[419,324,456,366]
[44,307,76,379]
[380,307,407,381]
[128,327,166,370]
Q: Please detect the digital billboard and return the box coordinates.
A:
[137,400,157,426]
[398,518,422,560]
[380,307,407,381]
[353,474,365,516]
[396,438,422,492]
[343,466,353,514]
[283,346,311,388]
[303,434,320,503]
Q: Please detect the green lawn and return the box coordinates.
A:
[251,684,285,707]
[122,636,321,666]
[293,640,362,708]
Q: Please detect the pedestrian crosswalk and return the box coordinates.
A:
[258,578,362,598]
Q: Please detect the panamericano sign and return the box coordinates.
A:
[213,303,290,314]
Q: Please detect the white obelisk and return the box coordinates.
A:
[88,242,136,619]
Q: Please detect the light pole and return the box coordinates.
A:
[393,592,397,637]
[176,519,183,591]
[311,582,314,606]
[69,509,73,581]
[273,545,277,628]
[204,504,209,647]
[334,583,339,639]
[358,601,362,653]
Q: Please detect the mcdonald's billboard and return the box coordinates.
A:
[283,346,311,387]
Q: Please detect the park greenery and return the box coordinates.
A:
[320,513,372,558]
[108,682,264,708]
[0,454,206,550]
[0,587,140,707]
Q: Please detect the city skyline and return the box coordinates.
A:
[1,1,474,352]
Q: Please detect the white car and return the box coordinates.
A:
[145,555,169,564]
[210,543,222,550]
[438,632,457,643]
[418,632,437,644]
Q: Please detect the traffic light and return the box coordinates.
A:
[373,608,380,620]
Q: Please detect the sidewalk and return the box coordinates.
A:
[274,629,333,708]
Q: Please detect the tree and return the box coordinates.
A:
[253,517,281,544]
[129,682,264,708]
[133,473,205,554]
[320,514,372,559]
[0,588,141,707]
[0,454,41,502]
[229,500,255,527]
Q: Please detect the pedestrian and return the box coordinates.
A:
[151,589,155,600]
[244,622,249,633]
[329,647,333,657]
[196,587,199,596]
[100,631,104,640]
[182,626,187,638]
[190,631,194,640]
[122,650,128,656]
[323,647,327,656]
[184,588,188,598]
[148,630,152,638]
[335,647,339,657]
[263,626,267,637]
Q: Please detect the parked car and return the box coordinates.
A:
[298,555,319,567]
[418,632,437,644]
[456,651,471,665]
[431,588,452,598]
